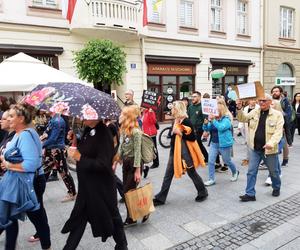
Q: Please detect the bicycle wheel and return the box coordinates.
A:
[159,126,172,148]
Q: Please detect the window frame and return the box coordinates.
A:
[179,0,195,28]
[148,0,165,24]
[280,7,294,39]
[210,0,223,32]
[236,0,248,35]
[31,0,58,9]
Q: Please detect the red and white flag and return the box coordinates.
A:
[143,0,148,27]
[62,0,77,24]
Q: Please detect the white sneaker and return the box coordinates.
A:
[231,171,239,182]
[204,180,216,186]
[265,177,272,186]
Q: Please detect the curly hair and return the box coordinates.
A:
[119,105,140,136]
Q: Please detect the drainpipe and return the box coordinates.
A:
[140,37,147,90]
[260,0,265,83]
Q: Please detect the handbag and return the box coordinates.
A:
[4,137,23,164]
[124,183,155,221]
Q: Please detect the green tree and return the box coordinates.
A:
[74,39,127,91]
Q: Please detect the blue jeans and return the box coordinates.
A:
[208,142,237,181]
[246,149,281,196]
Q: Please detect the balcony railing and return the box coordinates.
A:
[91,0,139,31]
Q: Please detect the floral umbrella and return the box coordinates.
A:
[23,82,121,120]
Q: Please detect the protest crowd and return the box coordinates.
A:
[0,84,299,250]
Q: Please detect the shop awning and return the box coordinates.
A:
[145,55,201,65]
[210,58,253,66]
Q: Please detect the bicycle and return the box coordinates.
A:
[158,126,172,148]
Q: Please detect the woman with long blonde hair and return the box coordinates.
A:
[153,101,207,206]
[203,99,239,186]
[113,105,145,227]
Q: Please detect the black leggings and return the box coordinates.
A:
[5,174,51,250]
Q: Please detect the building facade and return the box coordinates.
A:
[0,0,263,121]
[263,0,300,100]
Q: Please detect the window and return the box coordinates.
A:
[211,0,222,31]
[148,0,164,23]
[277,63,293,77]
[280,7,294,39]
[237,0,248,35]
[180,0,194,27]
[32,0,57,8]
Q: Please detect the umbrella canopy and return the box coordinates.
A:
[0,52,91,92]
[24,82,121,120]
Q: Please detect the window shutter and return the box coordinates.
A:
[180,1,185,25]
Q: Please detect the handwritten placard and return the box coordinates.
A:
[141,90,160,111]
[236,83,256,99]
[202,98,219,115]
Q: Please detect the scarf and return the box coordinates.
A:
[173,124,206,179]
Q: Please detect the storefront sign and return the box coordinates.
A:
[275,77,296,86]
[213,65,248,75]
[148,64,195,75]
[0,54,58,68]
[202,98,219,116]
[141,90,160,111]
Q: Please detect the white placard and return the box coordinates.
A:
[237,83,256,99]
[201,98,219,115]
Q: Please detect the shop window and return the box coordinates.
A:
[280,7,294,39]
[277,63,293,77]
[236,0,248,35]
[147,76,160,85]
[277,63,294,99]
[179,0,194,27]
[179,76,193,98]
[211,0,222,31]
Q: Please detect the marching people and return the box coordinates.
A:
[42,112,77,202]
[187,91,209,163]
[0,104,51,250]
[291,92,300,138]
[240,99,259,166]
[203,98,239,186]
[0,111,16,177]
[105,119,125,203]
[142,107,159,175]
[124,89,137,107]
[237,94,284,201]
[113,105,147,227]
[62,120,128,250]
[153,101,207,206]
[271,86,292,167]
[264,100,284,186]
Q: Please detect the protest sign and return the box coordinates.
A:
[202,98,218,115]
[233,81,264,100]
[141,90,160,111]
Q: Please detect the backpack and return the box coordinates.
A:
[141,133,156,164]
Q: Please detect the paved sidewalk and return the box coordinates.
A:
[1,128,300,250]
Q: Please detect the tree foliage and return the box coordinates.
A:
[74,39,127,89]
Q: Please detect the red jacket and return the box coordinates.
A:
[142,109,157,136]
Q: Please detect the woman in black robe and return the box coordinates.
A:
[61,120,127,250]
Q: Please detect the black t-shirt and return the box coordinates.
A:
[254,109,269,151]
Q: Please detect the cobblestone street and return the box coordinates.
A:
[1,127,300,250]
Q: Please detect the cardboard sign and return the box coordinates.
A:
[202,98,219,115]
[233,81,265,100]
[141,90,160,111]
[236,83,256,99]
